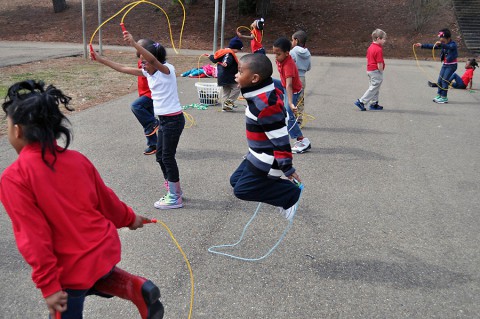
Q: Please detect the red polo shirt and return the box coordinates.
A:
[366,42,385,71]
[138,60,152,98]
[276,55,303,93]
[251,28,263,53]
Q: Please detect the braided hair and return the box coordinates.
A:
[468,58,478,70]
[145,42,167,64]
[2,80,73,169]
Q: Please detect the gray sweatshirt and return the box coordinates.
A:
[290,46,311,77]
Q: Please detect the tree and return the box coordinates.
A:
[52,0,67,13]
[239,0,271,16]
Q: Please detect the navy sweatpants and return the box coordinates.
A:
[230,160,301,209]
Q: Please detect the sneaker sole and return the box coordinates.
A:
[143,150,157,155]
[354,101,366,111]
[145,126,159,137]
[293,144,312,154]
[153,203,184,209]
[147,300,164,319]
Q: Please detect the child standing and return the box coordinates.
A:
[273,37,311,154]
[207,36,243,111]
[290,30,312,127]
[415,28,458,104]
[231,53,303,220]
[236,18,265,54]
[354,29,387,111]
[429,58,477,90]
[0,80,163,319]
[133,39,158,155]
[92,31,184,210]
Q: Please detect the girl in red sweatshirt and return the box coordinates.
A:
[0,80,164,319]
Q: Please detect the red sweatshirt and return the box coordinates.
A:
[0,143,136,297]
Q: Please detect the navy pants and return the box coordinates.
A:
[130,95,158,147]
[448,73,467,89]
[156,113,185,182]
[437,64,457,97]
[230,160,301,209]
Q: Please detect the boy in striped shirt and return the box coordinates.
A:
[230,54,303,220]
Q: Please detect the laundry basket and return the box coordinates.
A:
[195,82,221,106]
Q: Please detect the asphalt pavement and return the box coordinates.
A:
[1,41,479,318]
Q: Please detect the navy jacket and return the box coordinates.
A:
[209,51,238,86]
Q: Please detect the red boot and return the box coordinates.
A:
[93,267,164,319]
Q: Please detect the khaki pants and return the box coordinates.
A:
[360,70,383,105]
[296,76,306,125]
[222,83,241,105]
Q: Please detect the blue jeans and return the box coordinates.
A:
[156,113,185,182]
[437,64,457,97]
[448,73,466,89]
[230,160,301,209]
[131,95,158,147]
[272,79,303,140]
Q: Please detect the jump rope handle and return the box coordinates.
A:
[143,218,158,224]
[55,311,62,319]
[89,44,95,60]
[120,23,127,33]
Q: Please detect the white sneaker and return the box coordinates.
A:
[277,205,298,221]
[292,138,311,153]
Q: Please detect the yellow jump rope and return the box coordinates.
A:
[88,2,195,318]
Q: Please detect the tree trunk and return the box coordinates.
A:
[52,0,67,13]
[256,0,270,17]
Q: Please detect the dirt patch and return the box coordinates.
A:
[0,51,199,136]
[0,0,471,58]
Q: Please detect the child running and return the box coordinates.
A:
[428,58,477,90]
[231,53,303,221]
[290,30,312,127]
[273,37,311,154]
[236,18,265,54]
[0,80,163,319]
[207,36,243,111]
[92,31,184,210]
[415,28,458,104]
[354,28,387,111]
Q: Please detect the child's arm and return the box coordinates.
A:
[124,31,171,75]
[91,50,143,76]
[236,31,254,40]
[285,77,297,112]
[468,79,473,90]
[377,62,385,72]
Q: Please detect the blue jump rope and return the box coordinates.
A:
[208,182,304,262]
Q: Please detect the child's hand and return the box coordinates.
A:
[236,31,242,37]
[220,62,228,67]
[203,53,210,57]
[289,172,302,183]
[123,31,135,46]
[45,290,68,317]
[434,41,442,47]
[129,214,147,230]
[90,48,99,61]
[414,43,422,47]
[290,103,298,113]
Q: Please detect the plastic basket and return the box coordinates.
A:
[195,82,221,106]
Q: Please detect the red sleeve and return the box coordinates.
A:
[283,62,297,81]
[0,173,62,298]
[92,166,136,228]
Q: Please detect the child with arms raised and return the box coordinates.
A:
[92,31,185,209]
[0,80,163,318]
[237,18,265,54]
[231,53,303,221]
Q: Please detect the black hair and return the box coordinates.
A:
[2,80,73,169]
[145,42,167,64]
[256,18,265,31]
[292,30,307,47]
[468,58,478,69]
[273,37,292,52]
[137,38,155,58]
[240,53,273,81]
[438,28,451,39]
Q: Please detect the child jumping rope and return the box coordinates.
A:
[236,18,265,54]
[415,28,458,104]
[0,80,164,319]
[92,31,185,210]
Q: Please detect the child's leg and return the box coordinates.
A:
[93,267,164,319]
[360,70,382,105]
[155,121,168,181]
[232,159,301,209]
[449,73,466,89]
[285,92,304,140]
[131,96,159,143]
[296,76,306,125]
[51,289,88,319]
[371,73,383,104]
[438,64,457,97]
[228,83,241,104]
[221,85,232,103]
[157,114,185,183]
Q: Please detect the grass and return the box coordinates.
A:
[0,51,199,136]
